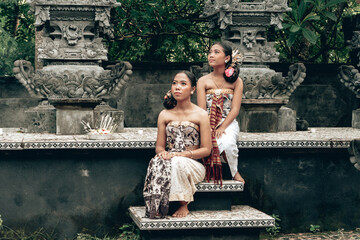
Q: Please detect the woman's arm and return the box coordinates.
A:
[155,110,168,154]
[214,78,243,138]
[196,77,207,110]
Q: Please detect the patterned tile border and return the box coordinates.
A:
[0,140,352,150]
[196,180,244,192]
[21,141,156,150]
[129,205,275,230]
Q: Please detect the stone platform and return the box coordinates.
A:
[129,205,274,230]
[0,127,358,150]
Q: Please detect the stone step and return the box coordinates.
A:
[195,180,244,192]
[129,205,274,231]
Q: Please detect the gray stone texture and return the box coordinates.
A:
[25,102,56,133]
[352,109,360,128]
[277,106,296,131]
[56,106,94,135]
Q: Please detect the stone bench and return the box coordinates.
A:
[129,205,274,240]
[129,181,273,239]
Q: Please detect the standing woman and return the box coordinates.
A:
[143,71,212,219]
[197,41,245,184]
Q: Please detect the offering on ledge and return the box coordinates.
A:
[81,114,117,140]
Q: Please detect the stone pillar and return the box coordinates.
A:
[25,101,56,133]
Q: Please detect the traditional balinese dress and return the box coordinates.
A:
[205,89,239,179]
[143,120,205,219]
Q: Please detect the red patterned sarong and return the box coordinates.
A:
[203,94,224,185]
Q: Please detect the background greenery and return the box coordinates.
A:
[0,0,359,76]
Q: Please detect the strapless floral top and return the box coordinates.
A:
[166,121,200,153]
[206,89,234,118]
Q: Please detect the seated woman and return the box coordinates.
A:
[197,41,245,184]
[143,71,212,219]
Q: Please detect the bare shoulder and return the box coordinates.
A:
[198,74,211,85]
[193,105,208,118]
[158,109,170,123]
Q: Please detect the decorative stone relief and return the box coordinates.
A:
[28,0,119,6]
[338,65,360,98]
[62,24,84,46]
[34,6,50,27]
[95,8,114,38]
[13,60,132,99]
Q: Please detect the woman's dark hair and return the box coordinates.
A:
[212,41,240,83]
[163,70,197,109]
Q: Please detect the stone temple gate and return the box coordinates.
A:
[13,0,132,134]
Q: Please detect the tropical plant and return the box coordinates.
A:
[275,0,358,63]
[108,0,217,63]
[0,0,34,76]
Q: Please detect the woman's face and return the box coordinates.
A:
[171,73,194,101]
[208,44,229,67]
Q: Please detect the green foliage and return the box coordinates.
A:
[108,0,217,63]
[265,214,281,237]
[0,0,34,76]
[309,224,321,233]
[275,0,357,63]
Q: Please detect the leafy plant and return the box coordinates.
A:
[108,0,216,63]
[275,0,357,63]
[0,0,34,76]
[265,214,281,237]
[309,224,321,233]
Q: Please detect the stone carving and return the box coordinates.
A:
[265,0,291,11]
[63,24,84,46]
[95,8,114,38]
[338,65,360,98]
[349,140,360,171]
[243,30,257,49]
[13,60,132,99]
[241,63,306,99]
[257,45,279,62]
[33,6,50,27]
[202,0,291,17]
[28,0,119,6]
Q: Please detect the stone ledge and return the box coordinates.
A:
[0,127,358,150]
[129,205,275,230]
[196,180,244,192]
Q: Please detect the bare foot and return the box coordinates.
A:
[233,171,245,184]
[172,201,189,218]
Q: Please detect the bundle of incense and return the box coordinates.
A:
[82,114,118,134]
[81,120,92,133]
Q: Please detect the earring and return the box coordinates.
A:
[225,60,228,63]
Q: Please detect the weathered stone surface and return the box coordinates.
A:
[118,84,168,127]
[56,106,94,135]
[287,85,348,127]
[239,99,287,132]
[278,106,296,131]
[25,102,56,133]
[352,109,360,128]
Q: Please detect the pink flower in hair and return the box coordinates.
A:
[225,67,234,77]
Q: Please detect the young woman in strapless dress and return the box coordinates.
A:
[143,71,212,218]
[197,41,245,184]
